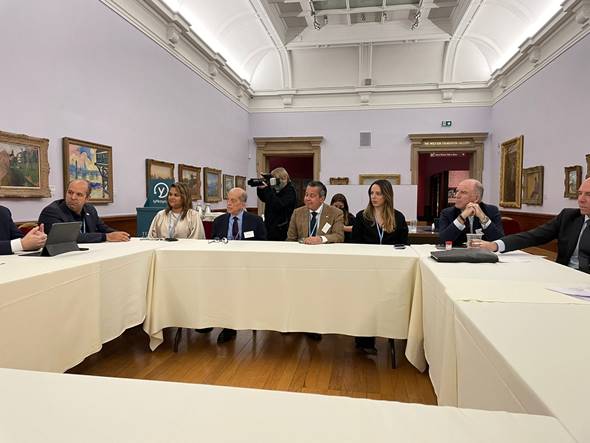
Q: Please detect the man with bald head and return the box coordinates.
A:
[438,178,504,247]
[477,178,590,273]
[38,179,130,243]
[210,187,266,344]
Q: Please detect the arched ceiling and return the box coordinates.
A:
[160,0,564,92]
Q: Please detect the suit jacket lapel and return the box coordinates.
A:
[567,213,585,257]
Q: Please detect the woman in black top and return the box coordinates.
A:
[330,193,355,243]
[351,179,409,354]
[352,180,408,245]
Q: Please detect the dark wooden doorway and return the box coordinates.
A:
[267,155,313,207]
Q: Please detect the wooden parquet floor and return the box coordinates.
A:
[69,326,437,404]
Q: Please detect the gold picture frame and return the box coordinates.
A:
[0,130,50,198]
[522,166,543,206]
[586,154,590,179]
[203,167,222,203]
[223,174,234,199]
[358,174,400,186]
[178,164,201,201]
[63,137,113,204]
[146,159,175,196]
[499,135,523,208]
[329,177,349,185]
[564,165,582,199]
[235,175,246,190]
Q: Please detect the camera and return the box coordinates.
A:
[247,173,280,188]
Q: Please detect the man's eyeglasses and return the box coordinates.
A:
[208,237,228,244]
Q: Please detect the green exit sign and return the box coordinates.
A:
[441,120,452,127]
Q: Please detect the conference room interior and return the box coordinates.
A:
[1,0,589,441]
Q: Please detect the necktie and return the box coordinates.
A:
[577,220,590,273]
[309,211,318,236]
[232,216,239,240]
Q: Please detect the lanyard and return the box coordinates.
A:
[376,223,384,245]
[81,217,86,234]
[168,212,181,238]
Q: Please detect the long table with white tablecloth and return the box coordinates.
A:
[0,367,574,443]
[0,240,166,372]
[144,240,421,350]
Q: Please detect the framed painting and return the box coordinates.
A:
[178,164,201,201]
[203,167,222,203]
[0,130,50,198]
[586,154,590,179]
[146,159,175,195]
[63,137,113,203]
[223,174,234,199]
[564,165,582,199]
[499,135,523,208]
[235,175,246,191]
[329,177,349,185]
[522,166,543,205]
[359,174,400,186]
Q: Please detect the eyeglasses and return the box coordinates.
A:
[208,237,228,244]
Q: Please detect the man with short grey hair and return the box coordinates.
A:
[438,178,504,247]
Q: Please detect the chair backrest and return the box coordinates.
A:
[501,216,521,235]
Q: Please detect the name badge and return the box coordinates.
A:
[244,230,254,239]
[321,223,331,234]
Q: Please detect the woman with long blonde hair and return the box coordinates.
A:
[351,179,408,354]
[352,179,408,246]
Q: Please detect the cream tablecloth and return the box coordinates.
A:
[407,245,590,405]
[0,240,165,372]
[0,368,574,443]
[145,240,420,350]
[455,302,590,442]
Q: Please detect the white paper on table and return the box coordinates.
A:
[498,251,546,263]
[547,286,590,298]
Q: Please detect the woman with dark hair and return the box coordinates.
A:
[148,182,205,239]
[351,179,409,353]
[330,193,355,243]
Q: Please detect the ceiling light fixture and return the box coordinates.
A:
[324,15,328,25]
[382,12,387,20]
[309,1,321,30]
[411,0,424,30]
[361,13,366,22]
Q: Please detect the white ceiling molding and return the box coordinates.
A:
[100,0,254,110]
[99,0,589,113]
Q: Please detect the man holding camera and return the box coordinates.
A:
[255,167,297,241]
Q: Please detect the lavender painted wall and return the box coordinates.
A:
[0,0,249,221]
[491,33,590,214]
[248,107,492,207]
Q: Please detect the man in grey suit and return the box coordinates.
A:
[477,178,590,273]
[287,180,344,244]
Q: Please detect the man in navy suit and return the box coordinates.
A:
[0,205,47,255]
[477,178,590,273]
[438,179,504,246]
[38,179,130,243]
[211,187,266,343]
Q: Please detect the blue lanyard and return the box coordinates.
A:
[309,214,319,236]
[376,223,384,245]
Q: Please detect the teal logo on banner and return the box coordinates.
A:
[147,179,174,207]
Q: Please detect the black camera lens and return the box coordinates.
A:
[247,178,266,187]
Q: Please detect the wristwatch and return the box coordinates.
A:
[457,214,466,223]
[481,216,490,225]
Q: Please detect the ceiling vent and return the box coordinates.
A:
[363,78,372,86]
[359,131,372,148]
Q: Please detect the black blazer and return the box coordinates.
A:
[211,211,267,240]
[38,199,114,243]
[352,209,409,245]
[257,182,296,241]
[438,202,504,246]
[0,205,23,255]
[502,208,585,266]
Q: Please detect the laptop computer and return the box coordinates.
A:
[21,222,89,257]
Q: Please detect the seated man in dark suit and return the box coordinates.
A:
[38,179,130,243]
[0,205,47,255]
[438,179,504,246]
[212,187,267,241]
[477,178,590,273]
[287,180,344,244]
[211,187,266,344]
